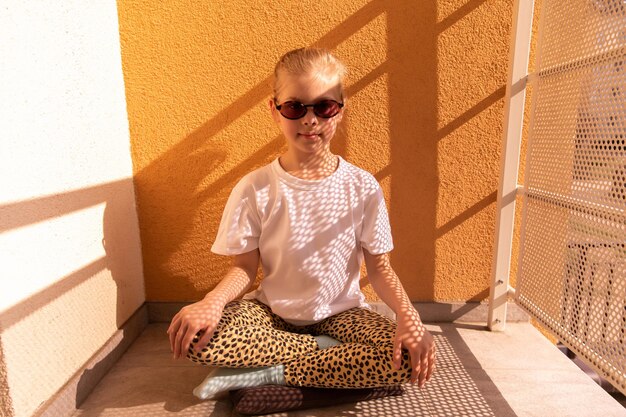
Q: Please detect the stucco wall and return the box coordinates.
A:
[0,2,144,416]
[118,0,514,303]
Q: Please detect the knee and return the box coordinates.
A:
[389,351,412,384]
[370,342,412,384]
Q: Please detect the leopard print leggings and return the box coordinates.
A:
[187,299,411,388]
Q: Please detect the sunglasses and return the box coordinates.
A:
[274,99,344,120]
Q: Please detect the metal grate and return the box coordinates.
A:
[516,0,626,395]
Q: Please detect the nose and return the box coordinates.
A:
[301,107,318,125]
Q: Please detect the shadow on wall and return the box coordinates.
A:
[0,179,141,330]
[124,0,447,302]
[125,0,501,303]
[0,179,143,414]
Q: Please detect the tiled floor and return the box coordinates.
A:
[72,322,626,417]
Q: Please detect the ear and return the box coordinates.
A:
[269,98,281,124]
[336,95,346,124]
[335,102,345,124]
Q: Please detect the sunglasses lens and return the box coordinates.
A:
[279,101,307,119]
[276,100,342,119]
[314,100,341,118]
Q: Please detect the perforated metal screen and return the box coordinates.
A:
[516,0,625,394]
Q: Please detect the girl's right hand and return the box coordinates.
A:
[167,249,260,359]
[167,297,224,359]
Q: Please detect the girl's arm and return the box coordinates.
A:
[363,249,436,387]
[168,248,260,359]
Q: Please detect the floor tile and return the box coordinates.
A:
[451,322,578,371]
[114,323,198,368]
[244,385,430,417]
[484,369,626,417]
[74,366,231,417]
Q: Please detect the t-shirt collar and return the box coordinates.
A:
[272,156,345,190]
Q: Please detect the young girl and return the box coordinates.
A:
[167,47,436,399]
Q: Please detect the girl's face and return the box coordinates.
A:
[270,73,343,158]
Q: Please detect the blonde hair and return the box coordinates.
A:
[273,47,346,100]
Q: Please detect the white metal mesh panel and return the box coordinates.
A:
[539,0,625,71]
[516,0,625,395]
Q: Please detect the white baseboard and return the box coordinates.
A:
[146,301,529,323]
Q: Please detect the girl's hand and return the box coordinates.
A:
[167,297,224,359]
[393,308,436,387]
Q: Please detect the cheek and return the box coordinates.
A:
[335,111,344,125]
[280,120,299,136]
[271,107,282,125]
[321,119,338,136]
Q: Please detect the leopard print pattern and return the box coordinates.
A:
[187,299,411,388]
[187,299,318,368]
[284,307,412,388]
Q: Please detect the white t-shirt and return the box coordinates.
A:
[211,156,394,325]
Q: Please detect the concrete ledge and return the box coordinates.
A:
[413,301,529,323]
[146,301,529,324]
[35,304,149,417]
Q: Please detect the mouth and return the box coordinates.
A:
[298,132,321,140]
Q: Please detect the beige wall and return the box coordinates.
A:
[0,3,144,417]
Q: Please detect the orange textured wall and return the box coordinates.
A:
[117,0,515,302]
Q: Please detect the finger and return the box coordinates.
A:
[393,338,403,370]
[167,317,181,353]
[194,327,215,353]
[166,313,179,334]
[411,364,421,384]
[181,327,200,359]
[410,348,420,384]
[168,329,175,354]
[426,346,436,382]
[173,323,188,359]
[418,353,428,387]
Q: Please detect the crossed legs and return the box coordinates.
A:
[187,299,411,389]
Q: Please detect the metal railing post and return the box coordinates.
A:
[488,0,535,331]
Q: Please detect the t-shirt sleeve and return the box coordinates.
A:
[211,178,261,256]
[360,184,394,255]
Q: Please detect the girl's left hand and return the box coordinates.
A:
[393,308,436,387]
